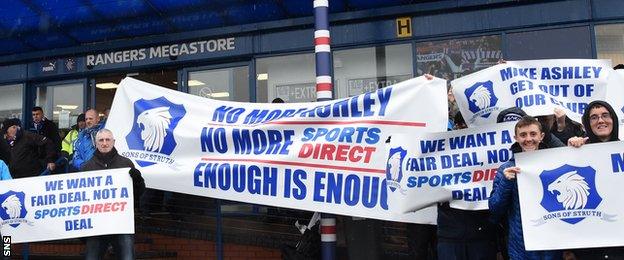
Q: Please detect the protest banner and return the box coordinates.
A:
[387,122,515,213]
[606,69,624,138]
[452,59,612,127]
[516,142,624,250]
[105,76,447,223]
[0,169,135,243]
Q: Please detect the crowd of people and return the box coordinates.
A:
[2,71,624,260]
[0,107,144,259]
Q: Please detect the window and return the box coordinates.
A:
[36,83,84,130]
[256,53,316,103]
[596,24,624,65]
[0,84,23,119]
[416,35,502,80]
[333,44,413,99]
[188,66,249,101]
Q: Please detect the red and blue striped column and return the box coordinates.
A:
[314,1,336,259]
[314,0,333,102]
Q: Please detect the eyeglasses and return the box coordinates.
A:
[589,112,612,122]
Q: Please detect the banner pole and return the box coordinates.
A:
[314,1,336,259]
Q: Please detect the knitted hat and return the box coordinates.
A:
[2,118,21,132]
[77,113,86,123]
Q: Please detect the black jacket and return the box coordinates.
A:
[574,100,623,260]
[437,203,495,242]
[30,118,62,151]
[4,130,56,178]
[81,147,145,203]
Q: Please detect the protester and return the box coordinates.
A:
[30,106,61,171]
[567,100,624,259]
[489,116,560,259]
[496,107,565,148]
[0,158,10,180]
[72,109,103,169]
[81,129,145,260]
[2,118,56,178]
[437,112,497,260]
[61,113,85,165]
[547,108,584,145]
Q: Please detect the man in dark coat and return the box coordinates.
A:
[81,128,145,260]
[30,106,61,172]
[2,118,56,178]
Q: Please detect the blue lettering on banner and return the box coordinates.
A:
[313,171,387,209]
[34,206,81,219]
[406,172,471,188]
[420,139,445,154]
[200,127,228,153]
[231,129,294,155]
[212,88,393,124]
[300,127,380,144]
[501,66,602,82]
[65,218,93,231]
[283,168,307,200]
[448,132,496,150]
[194,163,277,196]
[451,187,490,202]
[440,152,483,169]
[66,176,103,189]
[612,153,624,173]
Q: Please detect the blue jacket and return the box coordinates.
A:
[489,144,559,260]
[0,160,11,180]
[72,124,103,169]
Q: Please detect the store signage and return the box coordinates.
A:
[347,75,411,97]
[396,17,412,38]
[40,60,57,74]
[275,83,316,102]
[86,37,236,67]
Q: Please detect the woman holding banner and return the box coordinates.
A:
[567,100,624,259]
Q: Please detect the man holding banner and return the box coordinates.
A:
[567,100,624,259]
[489,116,560,259]
[81,129,145,260]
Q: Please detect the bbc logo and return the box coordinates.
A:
[2,236,10,257]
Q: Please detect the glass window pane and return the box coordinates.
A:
[333,44,413,99]
[256,53,316,103]
[0,84,23,119]
[188,66,249,102]
[36,83,84,130]
[416,35,502,80]
[596,24,624,65]
[416,35,502,121]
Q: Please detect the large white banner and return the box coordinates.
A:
[106,76,447,223]
[606,69,624,138]
[387,122,514,213]
[516,142,624,250]
[0,169,135,243]
[452,59,612,127]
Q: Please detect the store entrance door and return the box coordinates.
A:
[34,79,87,135]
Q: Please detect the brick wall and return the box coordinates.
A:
[148,233,282,259]
[10,232,281,259]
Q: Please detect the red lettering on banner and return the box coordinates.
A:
[81,202,128,214]
[472,168,498,182]
[298,143,376,163]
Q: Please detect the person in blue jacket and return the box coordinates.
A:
[72,109,103,170]
[0,159,10,180]
[489,116,560,260]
